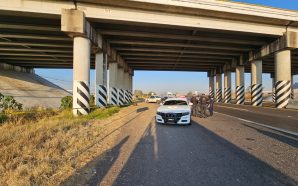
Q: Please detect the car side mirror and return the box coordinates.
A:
[189,102,193,106]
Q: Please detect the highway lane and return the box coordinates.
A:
[61,103,297,185]
[214,103,298,133]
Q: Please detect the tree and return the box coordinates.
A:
[134,90,144,97]
[148,91,156,96]
[186,91,193,98]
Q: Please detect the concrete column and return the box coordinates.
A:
[209,76,215,98]
[73,36,91,116]
[109,62,119,105]
[215,73,222,102]
[291,74,294,100]
[117,67,125,105]
[95,52,108,108]
[224,67,231,103]
[271,73,275,103]
[274,50,292,108]
[235,65,245,104]
[251,60,263,106]
[117,67,124,89]
[123,71,130,104]
[124,71,129,90]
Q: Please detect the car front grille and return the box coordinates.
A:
[162,113,182,123]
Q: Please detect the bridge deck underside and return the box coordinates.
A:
[0,13,298,73]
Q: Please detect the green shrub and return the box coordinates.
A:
[60,96,73,109]
[0,93,23,112]
[60,95,96,110]
[89,94,95,107]
[0,113,7,123]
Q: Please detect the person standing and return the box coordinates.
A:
[190,94,198,116]
[199,94,208,118]
[208,95,214,116]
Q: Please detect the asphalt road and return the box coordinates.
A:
[214,103,298,133]
[63,103,298,186]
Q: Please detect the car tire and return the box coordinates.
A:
[187,121,192,125]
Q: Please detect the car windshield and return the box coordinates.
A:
[163,100,187,105]
[150,96,155,98]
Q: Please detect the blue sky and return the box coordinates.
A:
[36,0,298,94]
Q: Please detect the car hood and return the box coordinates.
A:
[157,105,191,113]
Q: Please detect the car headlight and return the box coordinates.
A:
[181,112,190,116]
[156,112,163,116]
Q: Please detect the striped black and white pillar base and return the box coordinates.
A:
[209,88,214,98]
[275,80,291,108]
[251,84,262,106]
[224,87,231,103]
[118,89,124,106]
[129,91,133,103]
[96,85,107,108]
[110,87,118,106]
[236,85,245,104]
[73,81,90,116]
[216,88,222,102]
[272,87,275,103]
[123,90,130,104]
[124,90,130,104]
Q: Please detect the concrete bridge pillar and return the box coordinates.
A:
[270,73,275,103]
[291,74,295,100]
[95,51,108,108]
[73,37,91,116]
[235,65,245,104]
[208,70,215,99]
[274,50,292,108]
[251,60,263,106]
[117,67,125,105]
[224,64,231,103]
[123,71,130,104]
[109,62,119,106]
[215,71,222,102]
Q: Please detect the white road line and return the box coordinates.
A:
[216,105,249,111]
[214,112,298,137]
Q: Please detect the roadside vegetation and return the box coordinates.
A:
[0,93,121,185]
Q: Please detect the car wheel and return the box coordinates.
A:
[188,121,192,125]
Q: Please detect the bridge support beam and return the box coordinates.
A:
[215,71,222,102]
[274,50,292,108]
[109,62,119,106]
[95,52,108,108]
[73,37,91,116]
[251,60,263,106]
[224,64,231,103]
[235,65,245,104]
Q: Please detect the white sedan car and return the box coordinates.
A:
[156,98,192,125]
[146,95,162,103]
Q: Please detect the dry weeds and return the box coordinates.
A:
[0,107,120,186]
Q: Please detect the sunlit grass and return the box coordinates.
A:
[0,106,120,185]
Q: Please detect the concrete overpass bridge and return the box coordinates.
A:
[0,0,298,115]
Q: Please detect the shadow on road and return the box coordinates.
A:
[113,119,297,185]
[60,136,129,186]
[137,107,149,113]
[242,123,298,148]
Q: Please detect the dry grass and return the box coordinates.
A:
[0,107,120,186]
